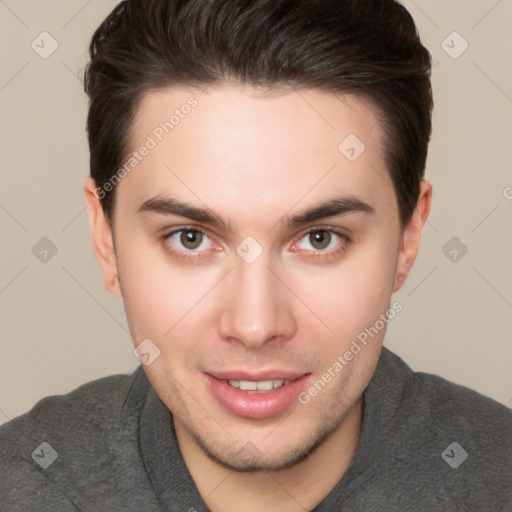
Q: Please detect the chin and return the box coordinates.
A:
[189,416,336,473]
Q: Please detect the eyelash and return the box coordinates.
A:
[161,226,350,262]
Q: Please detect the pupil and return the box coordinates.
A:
[311,230,330,250]
[181,230,202,249]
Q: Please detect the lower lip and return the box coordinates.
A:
[204,373,310,420]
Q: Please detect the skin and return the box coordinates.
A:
[85,84,431,511]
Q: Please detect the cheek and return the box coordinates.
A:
[116,240,174,338]
[291,240,398,341]
[117,241,223,348]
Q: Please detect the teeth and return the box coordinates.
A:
[239,380,257,391]
[227,379,288,391]
[256,380,273,391]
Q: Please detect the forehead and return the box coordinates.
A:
[132,84,382,150]
[117,85,396,227]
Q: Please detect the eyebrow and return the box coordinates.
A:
[137,194,375,231]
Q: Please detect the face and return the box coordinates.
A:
[86,85,430,471]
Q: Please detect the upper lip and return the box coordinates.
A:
[206,369,309,381]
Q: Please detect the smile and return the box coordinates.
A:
[226,379,290,392]
[204,372,311,419]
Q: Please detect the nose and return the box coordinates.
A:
[217,251,297,350]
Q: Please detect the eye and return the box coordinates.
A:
[293,228,348,257]
[164,228,214,253]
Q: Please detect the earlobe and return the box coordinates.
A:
[393,180,432,292]
[84,178,122,297]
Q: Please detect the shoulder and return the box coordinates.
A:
[0,368,145,453]
[0,367,149,509]
[376,348,512,509]
[0,366,168,510]
[409,365,511,440]
[378,347,511,435]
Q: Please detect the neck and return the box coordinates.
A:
[175,397,363,512]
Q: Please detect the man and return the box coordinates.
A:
[1,0,510,510]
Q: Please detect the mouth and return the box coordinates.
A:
[203,370,311,420]
[225,378,290,392]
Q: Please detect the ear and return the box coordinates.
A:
[393,180,432,292]
[84,178,122,297]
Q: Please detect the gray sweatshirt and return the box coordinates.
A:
[1,346,511,511]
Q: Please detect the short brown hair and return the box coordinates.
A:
[84,0,433,226]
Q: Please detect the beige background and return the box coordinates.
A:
[1,0,511,424]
